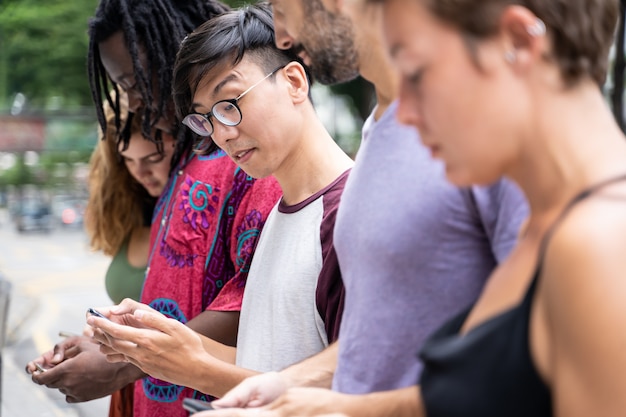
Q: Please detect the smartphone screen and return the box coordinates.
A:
[182,398,214,414]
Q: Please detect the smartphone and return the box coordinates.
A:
[86,307,110,321]
[34,362,47,373]
[182,398,214,414]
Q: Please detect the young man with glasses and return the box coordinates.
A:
[86,3,353,398]
[196,0,528,415]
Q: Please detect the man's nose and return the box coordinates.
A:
[274,21,294,50]
[127,88,144,113]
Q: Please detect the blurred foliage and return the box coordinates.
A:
[0,153,34,186]
[331,77,375,122]
[46,118,98,152]
[0,0,99,109]
[0,0,374,120]
[0,150,92,192]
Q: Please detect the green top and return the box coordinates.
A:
[105,239,146,304]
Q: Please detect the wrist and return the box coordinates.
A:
[115,361,146,385]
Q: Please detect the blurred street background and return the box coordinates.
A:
[0,206,110,417]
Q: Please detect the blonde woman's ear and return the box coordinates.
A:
[526,19,546,37]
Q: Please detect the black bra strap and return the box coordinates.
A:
[530,173,626,290]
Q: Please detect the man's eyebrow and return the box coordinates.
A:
[191,73,239,110]
[213,73,238,96]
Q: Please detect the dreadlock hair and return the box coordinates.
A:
[87,0,230,168]
[173,2,308,154]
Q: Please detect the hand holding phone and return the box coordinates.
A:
[34,362,47,373]
[86,307,110,321]
[182,398,215,414]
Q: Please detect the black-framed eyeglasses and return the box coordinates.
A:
[182,65,285,138]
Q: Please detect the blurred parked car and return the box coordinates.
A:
[13,200,53,233]
[51,197,85,229]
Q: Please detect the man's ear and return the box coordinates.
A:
[282,62,310,104]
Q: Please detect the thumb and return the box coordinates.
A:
[51,336,80,363]
[212,386,253,409]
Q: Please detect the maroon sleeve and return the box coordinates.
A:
[316,170,350,343]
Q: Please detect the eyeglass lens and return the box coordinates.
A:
[183,65,284,137]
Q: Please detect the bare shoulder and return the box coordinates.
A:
[542,196,626,290]
[538,195,626,345]
[537,192,626,415]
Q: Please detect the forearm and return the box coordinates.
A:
[281,341,338,389]
[187,310,240,347]
[191,355,260,398]
[200,334,237,363]
[342,385,423,417]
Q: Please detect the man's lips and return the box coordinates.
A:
[232,148,254,163]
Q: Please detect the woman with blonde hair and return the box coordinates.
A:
[85,92,174,303]
[84,91,175,416]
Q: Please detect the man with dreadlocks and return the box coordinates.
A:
[25,1,282,417]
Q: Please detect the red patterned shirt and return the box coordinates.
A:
[134,150,281,417]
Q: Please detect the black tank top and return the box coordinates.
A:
[418,174,626,417]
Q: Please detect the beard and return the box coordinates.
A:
[298,7,360,85]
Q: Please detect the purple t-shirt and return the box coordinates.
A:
[332,101,528,394]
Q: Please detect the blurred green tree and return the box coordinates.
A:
[0,0,373,129]
[0,153,34,187]
[0,0,98,110]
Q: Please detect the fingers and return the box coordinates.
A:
[131,308,176,332]
[82,323,94,338]
[111,298,151,316]
[31,362,65,387]
[88,312,176,354]
[197,408,263,417]
[213,388,258,408]
[51,335,83,364]
[213,382,256,408]
[65,395,79,404]
[214,372,288,409]
[25,356,46,374]
[28,338,75,372]
[63,344,82,360]
[91,327,114,346]
[98,339,137,357]
[87,316,134,342]
[213,392,256,409]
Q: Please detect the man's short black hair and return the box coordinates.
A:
[173,3,309,130]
